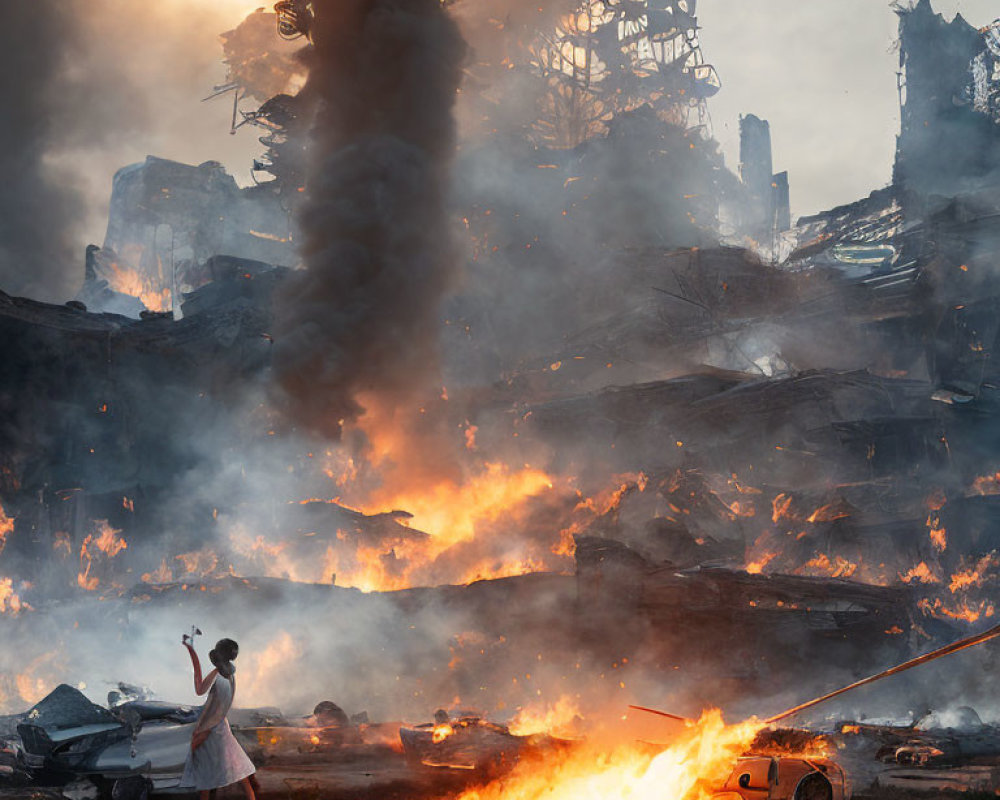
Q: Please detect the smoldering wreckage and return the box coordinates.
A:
[6,0,1000,799]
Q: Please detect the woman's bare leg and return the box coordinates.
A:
[239,776,256,800]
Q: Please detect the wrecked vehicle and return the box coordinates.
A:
[713,756,849,800]
[238,701,368,760]
[15,684,201,795]
[835,707,1000,769]
[400,710,568,774]
[12,685,367,797]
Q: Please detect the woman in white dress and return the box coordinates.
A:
[181,637,256,800]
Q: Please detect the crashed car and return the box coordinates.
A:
[238,701,366,759]
[713,756,850,800]
[857,707,1000,768]
[15,684,201,797]
[13,685,365,797]
[400,709,567,774]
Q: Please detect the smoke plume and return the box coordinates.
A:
[0,1,281,303]
[272,0,467,437]
[0,2,90,302]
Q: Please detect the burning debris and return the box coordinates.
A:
[6,1,1000,799]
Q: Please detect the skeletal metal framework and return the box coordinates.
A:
[972,19,1000,124]
[274,0,314,40]
[531,0,720,147]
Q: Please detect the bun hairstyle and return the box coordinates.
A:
[209,638,239,678]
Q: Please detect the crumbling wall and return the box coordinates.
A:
[894,0,1000,203]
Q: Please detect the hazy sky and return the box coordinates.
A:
[699,0,999,218]
[64,0,1000,243]
[60,0,264,248]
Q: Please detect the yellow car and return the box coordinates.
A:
[713,756,849,800]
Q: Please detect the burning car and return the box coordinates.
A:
[713,756,849,800]
[399,709,569,774]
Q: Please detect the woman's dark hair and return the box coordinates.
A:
[209,638,239,677]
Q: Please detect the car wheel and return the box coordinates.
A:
[794,773,832,800]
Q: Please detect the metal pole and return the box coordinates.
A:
[766,623,1000,725]
[627,704,692,723]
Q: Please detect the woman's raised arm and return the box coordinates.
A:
[184,642,219,695]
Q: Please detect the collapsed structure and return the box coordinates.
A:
[4,3,1000,796]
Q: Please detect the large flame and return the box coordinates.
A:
[363,461,554,554]
[456,710,761,800]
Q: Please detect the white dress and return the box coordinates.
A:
[180,672,256,791]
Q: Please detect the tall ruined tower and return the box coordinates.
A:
[739,114,790,244]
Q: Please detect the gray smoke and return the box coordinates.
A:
[272,0,467,437]
[0,2,90,302]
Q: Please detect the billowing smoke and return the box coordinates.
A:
[0,2,90,302]
[272,0,467,437]
[0,1,280,303]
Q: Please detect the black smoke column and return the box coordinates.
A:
[0,2,86,301]
[272,0,466,437]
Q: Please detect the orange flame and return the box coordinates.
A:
[77,521,128,591]
[454,710,761,800]
[970,472,1000,496]
[727,500,756,519]
[900,561,940,584]
[799,553,857,579]
[771,493,793,524]
[103,261,172,312]
[0,578,29,614]
[175,549,223,578]
[0,504,12,557]
[508,696,581,737]
[15,651,63,705]
[925,489,947,510]
[555,474,646,557]
[805,504,850,524]
[432,723,455,743]
[918,596,995,623]
[363,461,554,553]
[745,551,777,575]
[948,552,1000,594]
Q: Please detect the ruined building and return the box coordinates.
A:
[8,0,1000,736]
[738,113,791,245]
[894,0,1000,203]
